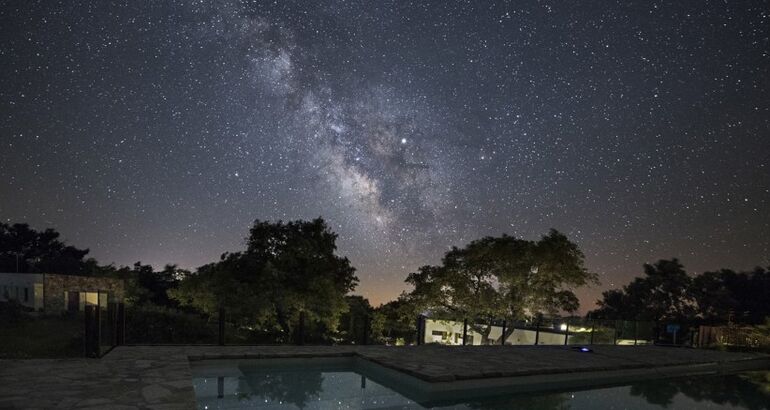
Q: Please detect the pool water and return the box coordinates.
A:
[191,357,770,409]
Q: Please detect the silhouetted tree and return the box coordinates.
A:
[692,267,770,323]
[338,295,373,344]
[171,218,357,341]
[594,260,770,325]
[592,259,694,321]
[118,262,186,307]
[0,223,90,274]
[406,230,596,343]
[375,294,420,345]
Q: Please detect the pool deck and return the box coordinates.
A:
[1,345,768,409]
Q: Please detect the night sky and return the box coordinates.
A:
[1,1,768,309]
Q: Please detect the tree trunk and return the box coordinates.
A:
[469,322,494,345]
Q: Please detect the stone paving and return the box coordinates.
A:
[0,345,767,409]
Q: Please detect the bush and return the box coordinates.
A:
[0,311,83,358]
[125,304,218,344]
[0,300,25,324]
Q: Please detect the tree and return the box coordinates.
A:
[406,230,596,343]
[119,263,186,308]
[592,259,694,321]
[338,295,373,344]
[375,294,420,345]
[171,218,358,342]
[690,269,739,321]
[692,267,770,323]
[0,223,90,274]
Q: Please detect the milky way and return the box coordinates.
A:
[1,1,768,308]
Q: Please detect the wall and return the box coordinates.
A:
[0,272,44,309]
[423,318,580,345]
[42,274,125,313]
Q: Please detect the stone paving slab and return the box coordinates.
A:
[354,345,768,382]
[0,345,767,409]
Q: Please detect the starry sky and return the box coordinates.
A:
[1,0,768,309]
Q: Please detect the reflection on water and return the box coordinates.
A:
[628,371,770,410]
[192,361,770,410]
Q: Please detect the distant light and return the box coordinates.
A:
[579,347,591,352]
[560,323,567,331]
[400,138,407,144]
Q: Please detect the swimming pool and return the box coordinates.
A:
[191,357,770,409]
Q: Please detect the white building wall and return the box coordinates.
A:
[424,318,577,346]
[0,272,44,310]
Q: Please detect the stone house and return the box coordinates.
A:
[0,272,125,313]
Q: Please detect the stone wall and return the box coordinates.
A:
[42,273,125,313]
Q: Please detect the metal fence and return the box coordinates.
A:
[67,305,770,357]
[416,315,660,347]
[84,302,125,357]
[697,324,770,352]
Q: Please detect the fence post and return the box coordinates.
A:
[462,318,468,346]
[590,320,595,345]
[501,320,507,346]
[84,305,91,357]
[564,322,569,345]
[534,316,541,345]
[116,302,125,346]
[297,311,305,346]
[106,302,115,347]
[218,307,225,346]
[633,321,638,346]
[416,315,424,345]
[84,305,100,358]
[613,320,618,345]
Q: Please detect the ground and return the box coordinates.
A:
[0,345,767,409]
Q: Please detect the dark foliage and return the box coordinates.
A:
[592,259,693,321]
[0,222,90,274]
[338,295,373,344]
[0,299,26,324]
[124,305,217,344]
[375,295,420,345]
[692,267,770,323]
[592,259,770,324]
[171,218,358,343]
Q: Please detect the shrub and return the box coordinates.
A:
[0,300,25,324]
[125,304,217,344]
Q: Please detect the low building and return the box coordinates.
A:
[0,272,125,313]
[423,318,576,345]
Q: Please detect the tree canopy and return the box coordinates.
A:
[691,267,770,323]
[591,259,693,321]
[592,260,770,324]
[405,230,597,324]
[0,222,91,274]
[170,218,358,341]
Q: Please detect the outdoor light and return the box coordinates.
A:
[560,323,567,331]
